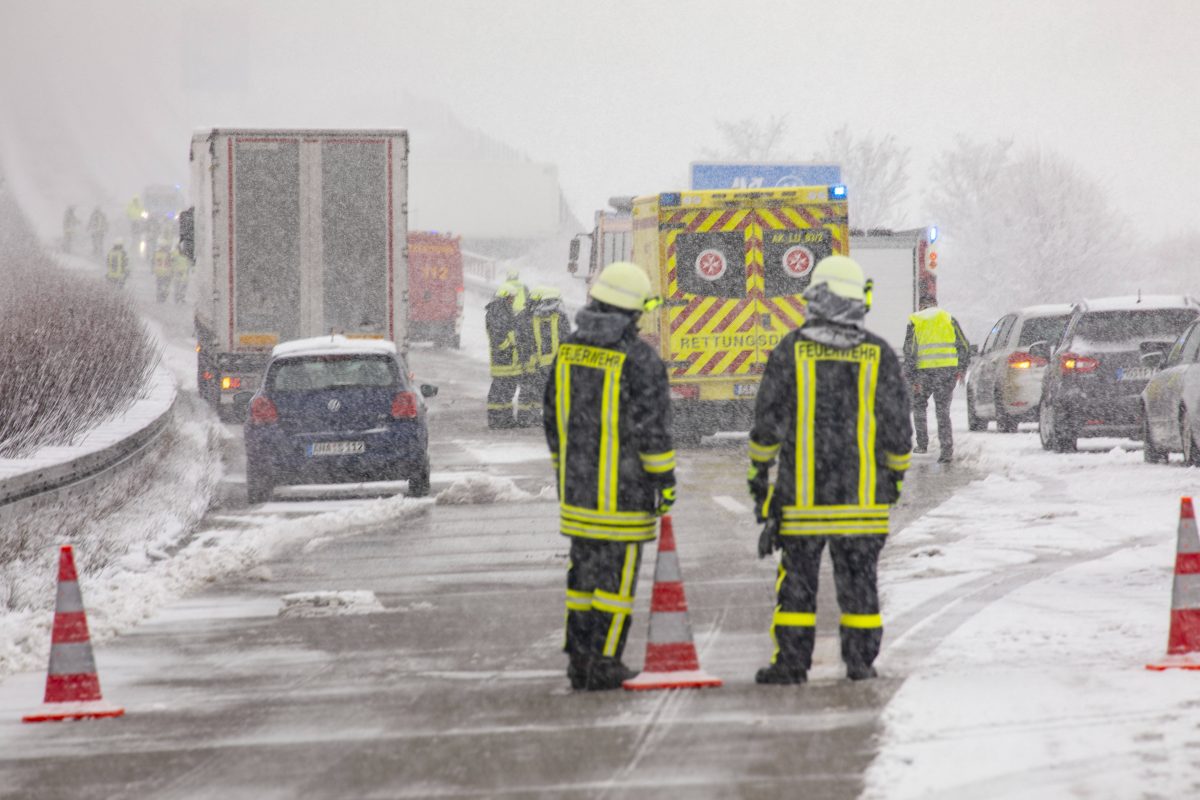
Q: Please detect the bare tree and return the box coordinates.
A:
[703,115,792,161]
[927,137,1135,337]
[813,126,910,229]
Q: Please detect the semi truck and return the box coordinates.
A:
[185,129,410,417]
[848,226,939,354]
[567,196,633,281]
[628,186,850,444]
[407,231,463,349]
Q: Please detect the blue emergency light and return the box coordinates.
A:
[929,226,939,243]
[659,192,682,206]
[828,184,847,200]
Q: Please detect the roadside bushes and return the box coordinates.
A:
[0,248,160,457]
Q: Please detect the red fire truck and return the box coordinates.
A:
[408,231,464,349]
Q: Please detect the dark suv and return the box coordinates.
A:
[1036,296,1200,452]
[244,336,437,503]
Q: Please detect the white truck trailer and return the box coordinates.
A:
[849,226,939,355]
[185,129,410,417]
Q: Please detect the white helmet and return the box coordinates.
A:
[808,255,866,302]
[590,261,655,312]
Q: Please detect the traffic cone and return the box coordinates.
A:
[624,515,722,690]
[1146,497,1200,671]
[23,546,124,722]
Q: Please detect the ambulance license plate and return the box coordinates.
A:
[733,383,759,397]
[309,441,366,457]
[1117,367,1153,382]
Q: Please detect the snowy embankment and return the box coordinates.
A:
[867,417,1200,799]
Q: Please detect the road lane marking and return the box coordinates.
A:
[713,495,748,515]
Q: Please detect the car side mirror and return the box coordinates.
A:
[1028,341,1050,360]
[1141,351,1165,369]
[420,384,438,398]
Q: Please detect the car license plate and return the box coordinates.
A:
[733,383,758,397]
[1117,367,1153,381]
[308,441,365,457]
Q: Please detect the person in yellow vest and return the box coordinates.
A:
[105,239,129,289]
[171,245,191,304]
[125,196,145,254]
[152,239,172,302]
[518,286,569,427]
[486,284,524,429]
[903,298,971,463]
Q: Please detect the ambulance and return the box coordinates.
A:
[630,186,850,444]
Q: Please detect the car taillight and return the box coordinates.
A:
[391,391,418,418]
[1059,353,1099,374]
[249,396,278,424]
[221,376,242,390]
[1007,351,1048,369]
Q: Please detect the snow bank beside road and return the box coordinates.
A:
[867,425,1200,799]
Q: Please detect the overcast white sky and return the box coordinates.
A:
[1,0,1197,240]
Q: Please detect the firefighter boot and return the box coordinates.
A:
[846,664,878,681]
[586,657,637,691]
[567,655,592,691]
[755,663,807,685]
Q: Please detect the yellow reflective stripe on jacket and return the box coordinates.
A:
[910,310,958,369]
[532,313,561,367]
[857,354,879,506]
[795,355,817,507]
[749,439,780,463]
[840,613,882,629]
[599,361,622,511]
[601,544,639,656]
[639,450,676,474]
[884,451,911,472]
[491,331,522,376]
[560,504,656,540]
[779,505,889,536]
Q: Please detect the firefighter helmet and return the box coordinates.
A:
[808,255,866,302]
[590,261,656,312]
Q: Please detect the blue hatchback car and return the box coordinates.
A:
[243,336,437,503]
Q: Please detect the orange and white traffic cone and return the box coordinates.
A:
[1147,497,1200,672]
[23,546,124,722]
[624,515,722,691]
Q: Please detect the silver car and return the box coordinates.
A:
[966,304,1073,432]
[1141,319,1200,464]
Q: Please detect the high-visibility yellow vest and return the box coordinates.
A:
[153,249,172,277]
[106,248,128,280]
[172,251,190,280]
[909,309,958,369]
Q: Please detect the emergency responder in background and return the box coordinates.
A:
[486,283,524,429]
[543,261,675,691]
[171,244,191,304]
[87,206,108,258]
[125,196,145,258]
[105,239,129,289]
[903,298,970,464]
[519,286,569,428]
[62,206,80,253]
[152,239,172,302]
[747,255,912,685]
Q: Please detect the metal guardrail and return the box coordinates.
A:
[0,372,178,522]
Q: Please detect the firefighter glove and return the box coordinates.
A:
[747,464,770,521]
[655,485,676,517]
[757,517,781,559]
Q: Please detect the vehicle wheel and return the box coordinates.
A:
[1183,411,1200,467]
[1039,401,1076,452]
[995,390,1018,433]
[1143,409,1168,464]
[451,333,461,350]
[967,388,987,432]
[408,457,431,497]
[246,461,275,504]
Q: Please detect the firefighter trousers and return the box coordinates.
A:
[770,535,885,672]
[564,538,643,662]
[517,368,549,427]
[911,367,957,457]
[487,376,520,429]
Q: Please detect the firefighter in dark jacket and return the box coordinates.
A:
[747,255,912,685]
[486,284,524,429]
[519,285,569,427]
[903,300,971,463]
[543,261,675,691]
